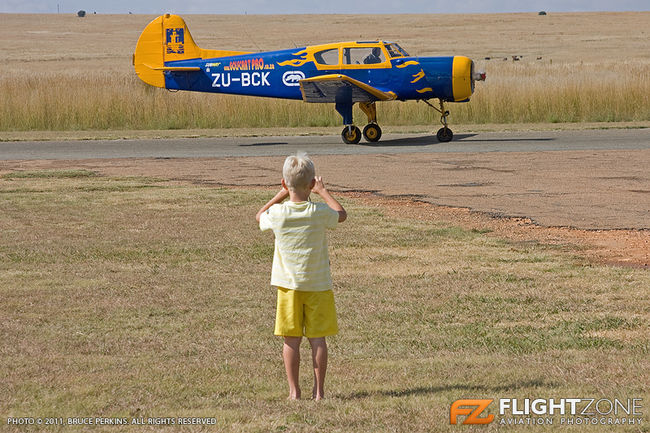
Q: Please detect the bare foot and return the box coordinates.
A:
[288,389,301,400]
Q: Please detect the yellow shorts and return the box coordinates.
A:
[274,287,338,338]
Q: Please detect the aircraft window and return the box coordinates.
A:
[344,47,385,65]
[394,44,409,56]
[385,43,409,58]
[314,48,339,65]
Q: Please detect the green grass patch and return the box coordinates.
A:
[1,175,648,432]
[2,169,97,179]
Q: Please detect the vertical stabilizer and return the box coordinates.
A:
[134,14,252,88]
[134,14,199,87]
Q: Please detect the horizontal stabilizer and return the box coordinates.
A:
[134,14,251,88]
[143,64,201,72]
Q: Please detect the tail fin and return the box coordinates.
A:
[134,14,251,88]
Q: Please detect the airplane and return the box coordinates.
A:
[134,14,486,144]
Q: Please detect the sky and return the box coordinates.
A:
[1,0,649,14]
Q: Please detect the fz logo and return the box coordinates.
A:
[450,399,494,425]
[282,70,305,86]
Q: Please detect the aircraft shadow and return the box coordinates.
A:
[364,134,555,147]
[239,142,289,147]
[465,137,555,143]
[336,379,558,401]
[359,135,452,147]
[235,134,555,148]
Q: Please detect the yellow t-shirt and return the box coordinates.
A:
[259,200,339,291]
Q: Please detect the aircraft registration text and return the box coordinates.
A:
[211,72,271,88]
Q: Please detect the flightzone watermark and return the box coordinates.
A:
[450,398,643,427]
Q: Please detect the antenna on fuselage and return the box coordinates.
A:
[239,22,262,52]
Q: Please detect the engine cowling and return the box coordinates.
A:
[451,56,486,102]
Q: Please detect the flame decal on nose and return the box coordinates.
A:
[411,69,425,83]
[416,87,433,93]
[396,60,420,68]
[277,49,311,67]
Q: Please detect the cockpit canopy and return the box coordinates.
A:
[384,43,409,58]
[311,41,410,68]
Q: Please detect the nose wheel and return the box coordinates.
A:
[424,98,454,143]
[436,127,453,142]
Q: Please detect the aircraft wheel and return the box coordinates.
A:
[362,123,382,142]
[341,126,362,144]
[436,127,453,143]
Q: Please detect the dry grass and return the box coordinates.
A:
[1,172,648,431]
[0,12,649,131]
[1,61,648,130]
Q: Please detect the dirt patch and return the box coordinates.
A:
[342,193,649,269]
[1,153,647,268]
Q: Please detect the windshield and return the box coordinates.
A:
[384,43,409,58]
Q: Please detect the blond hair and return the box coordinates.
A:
[283,152,315,191]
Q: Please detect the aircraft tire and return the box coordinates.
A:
[436,127,453,142]
[341,126,362,144]
[362,124,382,142]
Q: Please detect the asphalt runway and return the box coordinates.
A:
[1,128,649,230]
[1,129,649,160]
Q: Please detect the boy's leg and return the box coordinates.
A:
[308,337,327,400]
[283,336,302,400]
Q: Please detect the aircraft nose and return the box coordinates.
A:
[451,56,474,101]
[451,57,485,101]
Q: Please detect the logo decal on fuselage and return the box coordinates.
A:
[282,71,305,86]
[166,28,184,54]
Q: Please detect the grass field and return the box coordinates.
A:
[1,171,648,431]
[0,12,649,131]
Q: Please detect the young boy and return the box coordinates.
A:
[256,152,347,400]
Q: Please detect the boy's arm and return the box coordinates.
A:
[312,176,347,223]
[256,188,289,223]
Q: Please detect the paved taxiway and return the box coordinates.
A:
[1,129,649,160]
[1,129,648,230]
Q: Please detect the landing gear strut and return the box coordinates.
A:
[424,98,453,142]
[359,102,382,143]
[336,101,383,144]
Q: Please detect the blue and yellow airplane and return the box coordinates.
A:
[134,14,485,144]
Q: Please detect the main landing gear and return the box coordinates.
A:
[338,101,382,144]
[423,98,453,143]
[341,125,362,144]
[337,99,456,144]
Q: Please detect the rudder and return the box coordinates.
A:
[134,14,251,88]
[134,14,197,87]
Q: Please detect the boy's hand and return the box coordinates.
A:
[277,186,290,200]
[311,176,347,223]
[312,176,326,195]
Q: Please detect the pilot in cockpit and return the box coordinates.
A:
[363,47,382,64]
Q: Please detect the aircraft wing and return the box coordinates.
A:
[299,74,397,103]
